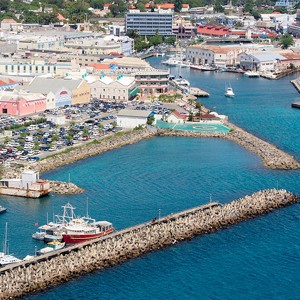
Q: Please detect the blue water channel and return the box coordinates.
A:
[1,55,300,299]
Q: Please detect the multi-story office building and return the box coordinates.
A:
[125,10,173,36]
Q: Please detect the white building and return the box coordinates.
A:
[0,170,50,198]
[117,109,154,128]
[239,52,287,71]
[166,110,186,124]
[186,45,245,67]
[88,74,139,101]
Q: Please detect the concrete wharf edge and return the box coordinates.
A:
[0,190,298,299]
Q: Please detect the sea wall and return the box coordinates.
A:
[0,189,297,299]
[49,181,84,194]
[1,128,155,194]
[156,126,300,170]
[35,128,155,174]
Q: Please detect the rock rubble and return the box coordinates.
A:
[49,181,84,194]
[157,125,300,170]
[0,189,297,299]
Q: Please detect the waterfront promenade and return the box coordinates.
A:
[0,189,297,299]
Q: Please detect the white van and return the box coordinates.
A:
[28,125,38,131]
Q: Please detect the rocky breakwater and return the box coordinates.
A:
[157,126,300,169]
[224,121,300,170]
[35,128,155,174]
[0,189,297,299]
[49,180,84,194]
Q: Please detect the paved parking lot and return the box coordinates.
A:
[0,99,175,165]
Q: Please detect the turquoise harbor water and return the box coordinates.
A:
[1,56,300,299]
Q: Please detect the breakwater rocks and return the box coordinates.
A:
[0,189,297,299]
[156,126,300,170]
[35,128,155,174]
[49,180,84,194]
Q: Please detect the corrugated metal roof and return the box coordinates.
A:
[253,53,286,61]
[118,109,153,118]
[27,77,83,94]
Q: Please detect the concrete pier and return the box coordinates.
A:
[291,78,300,93]
[189,87,210,97]
[0,189,297,299]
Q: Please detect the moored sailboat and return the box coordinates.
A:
[0,223,21,266]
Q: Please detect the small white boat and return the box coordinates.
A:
[32,224,51,241]
[200,64,217,71]
[0,205,7,214]
[156,52,165,57]
[225,87,235,97]
[36,241,65,256]
[173,78,190,88]
[244,70,260,78]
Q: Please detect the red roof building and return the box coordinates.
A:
[167,110,187,123]
[197,25,230,36]
[156,3,175,9]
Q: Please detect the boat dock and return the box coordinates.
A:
[189,87,210,97]
[291,78,300,93]
[0,189,298,299]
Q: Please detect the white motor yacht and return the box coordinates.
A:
[244,70,260,78]
[225,87,235,97]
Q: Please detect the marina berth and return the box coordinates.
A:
[0,223,21,267]
[36,241,65,256]
[0,189,297,299]
[32,203,114,245]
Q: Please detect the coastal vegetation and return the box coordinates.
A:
[2,118,46,132]
[278,33,295,49]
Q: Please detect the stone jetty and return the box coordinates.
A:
[0,128,155,195]
[49,181,84,194]
[34,128,155,174]
[0,189,297,299]
[157,125,300,169]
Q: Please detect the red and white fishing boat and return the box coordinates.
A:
[32,202,114,245]
[62,219,114,244]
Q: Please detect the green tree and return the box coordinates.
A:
[127,29,139,39]
[279,33,294,49]
[174,0,182,12]
[149,32,162,46]
[109,0,127,17]
[147,116,155,125]
[0,0,10,11]
[90,0,105,9]
[244,0,254,13]
[214,0,224,13]
[252,10,261,20]
[164,36,176,45]
[136,2,146,11]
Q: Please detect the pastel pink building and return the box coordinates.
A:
[0,91,46,116]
